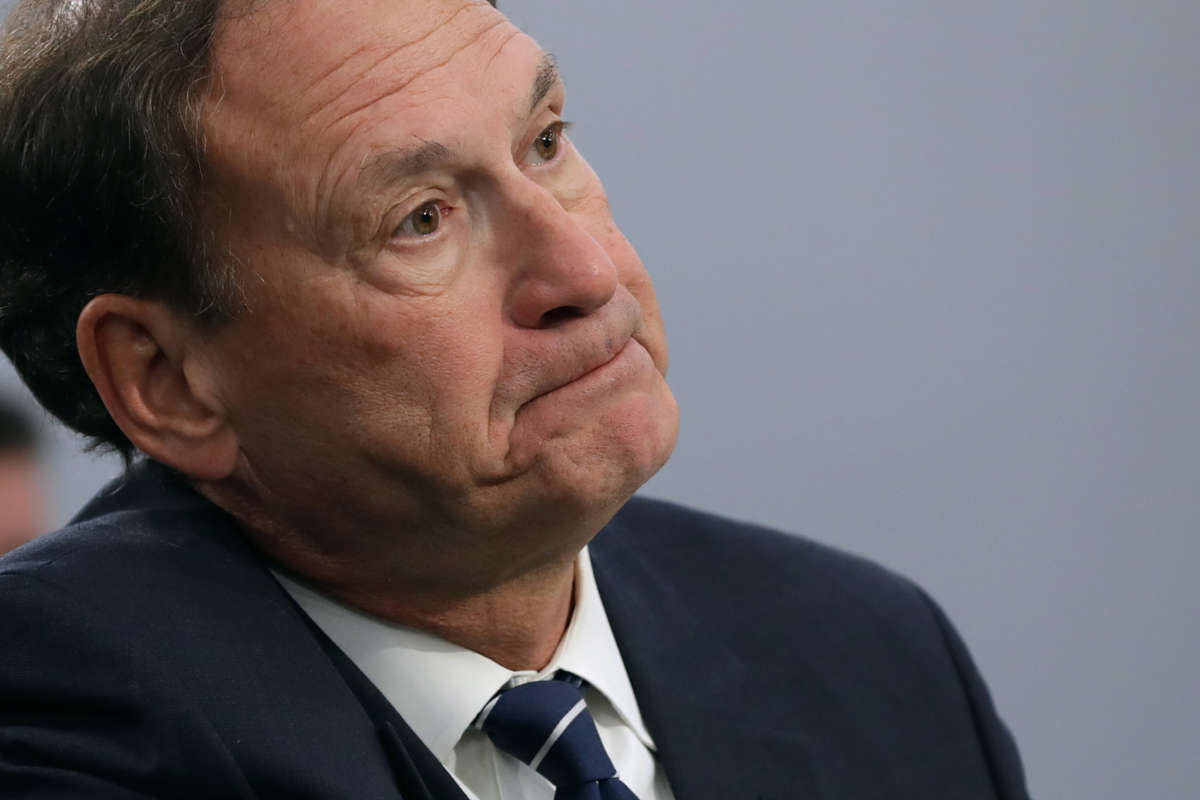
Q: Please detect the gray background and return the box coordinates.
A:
[2,0,1197,797]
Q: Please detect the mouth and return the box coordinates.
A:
[493,288,653,430]
[524,335,635,408]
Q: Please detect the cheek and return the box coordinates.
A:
[210,302,510,483]
[271,281,503,418]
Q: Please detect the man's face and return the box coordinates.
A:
[198,0,678,565]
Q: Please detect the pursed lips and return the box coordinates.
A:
[487,287,649,426]
[506,297,645,412]
[525,335,634,406]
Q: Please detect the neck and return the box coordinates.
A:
[298,555,578,671]
[196,477,579,671]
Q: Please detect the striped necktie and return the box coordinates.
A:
[476,671,642,799]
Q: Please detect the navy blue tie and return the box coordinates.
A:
[476,672,642,800]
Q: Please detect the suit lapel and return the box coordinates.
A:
[75,463,471,799]
[590,516,829,800]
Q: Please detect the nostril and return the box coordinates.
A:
[539,306,585,328]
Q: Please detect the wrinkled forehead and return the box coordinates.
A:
[209,0,507,118]
[202,0,537,235]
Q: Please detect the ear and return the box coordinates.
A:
[76,294,239,480]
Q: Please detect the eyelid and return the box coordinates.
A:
[523,120,574,168]
[387,198,452,244]
[379,119,574,244]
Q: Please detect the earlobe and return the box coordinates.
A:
[76,295,239,480]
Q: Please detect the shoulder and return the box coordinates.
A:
[2,461,262,600]
[594,496,1030,798]
[0,462,394,796]
[0,466,258,795]
[597,494,933,626]
[594,496,970,734]
[0,461,321,677]
[607,494,897,575]
[0,461,296,694]
[0,463,287,662]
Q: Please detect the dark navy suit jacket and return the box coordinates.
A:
[0,462,1030,798]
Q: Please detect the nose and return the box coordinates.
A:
[500,183,618,329]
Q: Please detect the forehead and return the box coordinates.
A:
[214,1,508,105]
[205,0,544,196]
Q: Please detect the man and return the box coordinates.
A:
[0,396,47,555]
[0,1,1029,798]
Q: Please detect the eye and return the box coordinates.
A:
[525,121,569,166]
[393,200,443,238]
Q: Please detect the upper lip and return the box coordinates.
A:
[555,336,630,391]
[504,298,643,411]
[526,331,633,406]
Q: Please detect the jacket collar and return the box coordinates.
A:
[83,463,822,798]
[76,462,469,800]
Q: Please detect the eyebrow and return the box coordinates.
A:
[529,52,560,116]
[353,52,562,198]
[356,140,452,196]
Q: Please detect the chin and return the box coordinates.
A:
[532,385,679,518]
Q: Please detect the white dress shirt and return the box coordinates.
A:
[275,548,675,800]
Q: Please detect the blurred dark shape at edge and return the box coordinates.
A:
[0,394,48,556]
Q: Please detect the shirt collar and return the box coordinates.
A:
[273,547,655,764]
[552,547,655,749]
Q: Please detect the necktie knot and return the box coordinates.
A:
[476,672,640,799]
